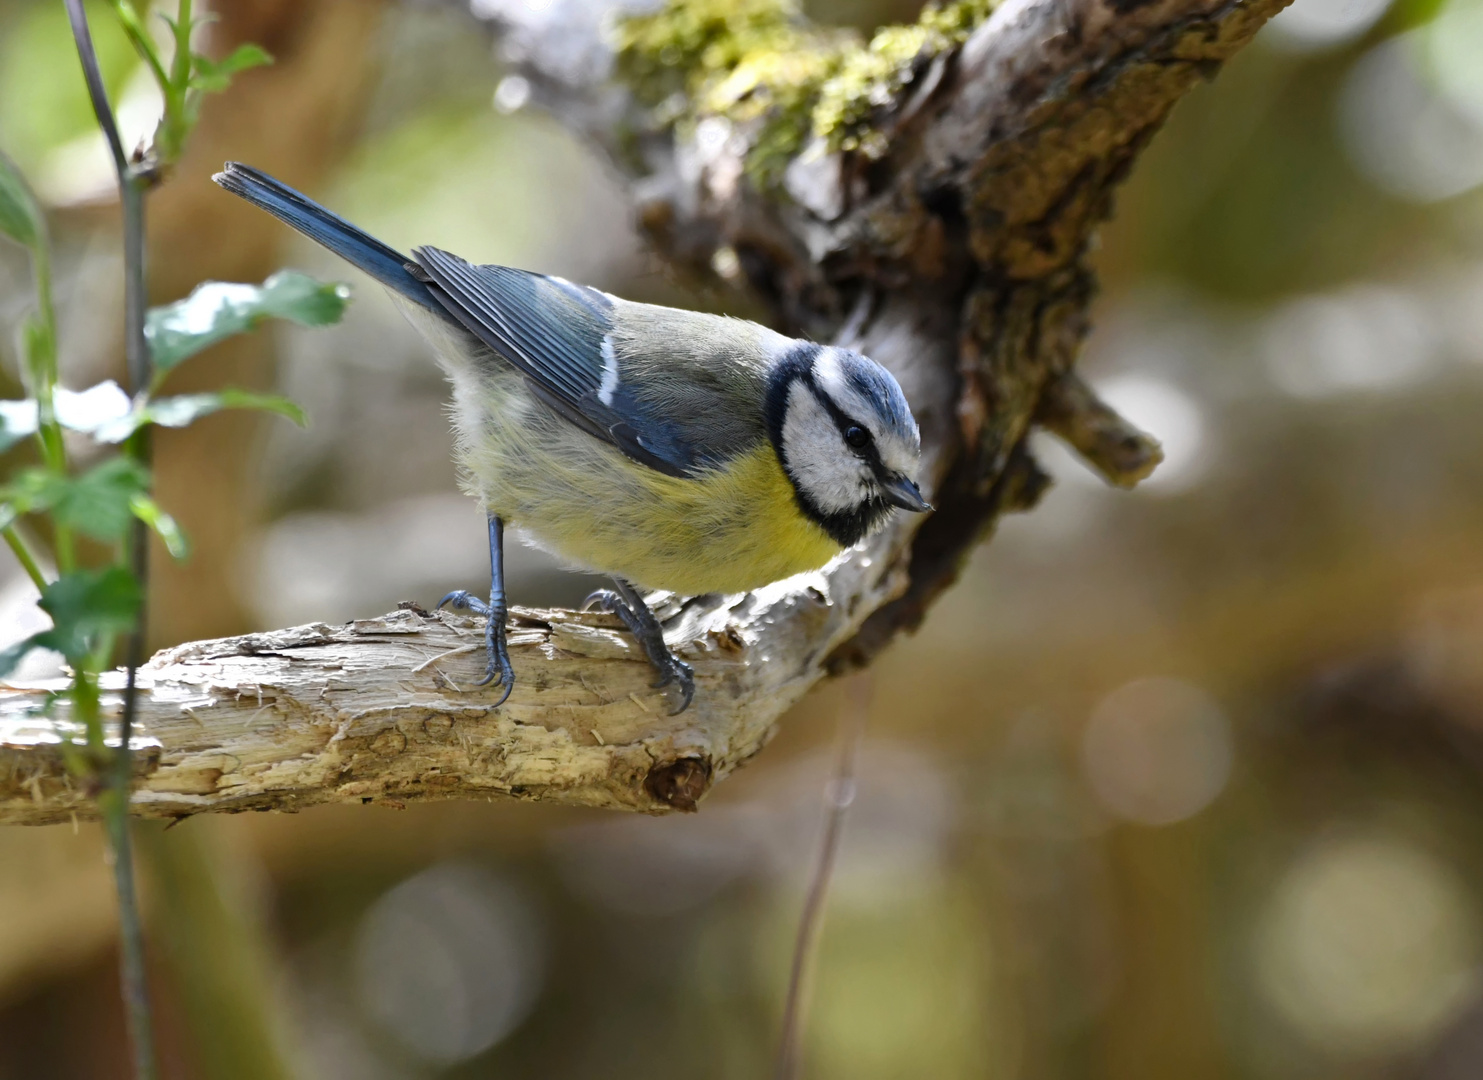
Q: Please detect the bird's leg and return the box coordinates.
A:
[436,514,514,706]
[583,578,695,714]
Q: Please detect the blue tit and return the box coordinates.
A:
[213,162,930,713]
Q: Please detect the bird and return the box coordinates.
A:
[213,162,930,714]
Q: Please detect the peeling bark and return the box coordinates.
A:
[0,0,1289,824]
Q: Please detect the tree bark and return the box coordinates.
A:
[0,0,1288,825]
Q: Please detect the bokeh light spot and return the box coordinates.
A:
[1339,34,1483,203]
[1262,284,1438,397]
[1081,677,1233,826]
[353,862,544,1066]
[1255,835,1481,1056]
[1267,0,1393,51]
[1427,0,1483,133]
[494,74,532,114]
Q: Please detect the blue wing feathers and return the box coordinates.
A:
[412,247,703,478]
[212,162,440,312]
[425,255,600,404]
[214,163,718,479]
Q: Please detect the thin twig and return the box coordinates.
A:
[64,3,158,1077]
[774,673,872,1080]
[65,1,129,174]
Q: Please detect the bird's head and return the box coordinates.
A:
[765,344,929,548]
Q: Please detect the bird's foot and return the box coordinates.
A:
[437,590,514,706]
[437,589,488,616]
[583,588,694,715]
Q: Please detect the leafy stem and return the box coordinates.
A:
[64,1,158,1076]
[1,5,337,1075]
[1,524,47,591]
[108,1,171,121]
[109,0,271,171]
[158,0,194,163]
[28,240,63,463]
[168,0,194,89]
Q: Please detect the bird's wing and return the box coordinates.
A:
[412,247,707,478]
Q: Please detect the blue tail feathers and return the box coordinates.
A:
[212,162,440,312]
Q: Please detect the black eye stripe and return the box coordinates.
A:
[794,374,897,481]
[805,382,876,449]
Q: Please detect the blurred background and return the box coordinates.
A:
[4,0,1483,1076]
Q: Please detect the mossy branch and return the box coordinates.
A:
[614,0,997,182]
[0,0,1292,825]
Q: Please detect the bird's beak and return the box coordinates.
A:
[880,473,932,513]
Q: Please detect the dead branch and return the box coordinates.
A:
[0,0,1288,825]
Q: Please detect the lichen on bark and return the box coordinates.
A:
[614,0,999,182]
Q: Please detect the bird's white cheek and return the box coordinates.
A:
[781,385,870,514]
[877,433,922,478]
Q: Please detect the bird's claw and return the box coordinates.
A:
[437,589,489,616]
[583,587,694,714]
[654,656,695,715]
[437,590,511,706]
[475,613,515,707]
[581,589,620,614]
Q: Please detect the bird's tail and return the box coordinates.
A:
[212,161,439,312]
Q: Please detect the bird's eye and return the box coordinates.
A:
[844,425,870,450]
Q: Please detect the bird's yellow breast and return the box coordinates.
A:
[587,443,844,595]
[450,369,843,596]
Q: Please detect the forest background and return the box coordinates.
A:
[5,0,1483,1076]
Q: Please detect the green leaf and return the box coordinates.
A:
[0,150,43,251]
[41,566,142,632]
[190,43,273,92]
[129,493,189,559]
[146,271,351,373]
[38,566,142,662]
[0,399,39,453]
[91,388,306,443]
[55,460,150,541]
[109,0,170,96]
[2,469,59,517]
[149,389,305,428]
[0,632,48,678]
[54,381,132,434]
[158,10,223,39]
[0,567,145,674]
[2,459,150,543]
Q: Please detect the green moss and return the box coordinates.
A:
[616,0,998,185]
[815,0,997,154]
[616,0,820,106]
[615,0,847,182]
